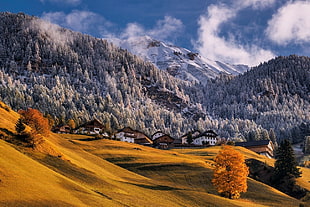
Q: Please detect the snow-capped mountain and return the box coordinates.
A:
[113,36,249,83]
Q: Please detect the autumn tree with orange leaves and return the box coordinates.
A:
[212,145,249,199]
[18,108,51,146]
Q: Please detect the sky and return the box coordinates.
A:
[1,0,310,66]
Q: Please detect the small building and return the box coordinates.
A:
[115,127,153,145]
[75,119,105,135]
[235,140,275,158]
[193,130,218,146]
[178,130,201,144]
[53,125,71,134]
[152,132,175,149]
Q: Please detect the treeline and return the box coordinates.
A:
[0,12,309,142]
[202,55,310,142]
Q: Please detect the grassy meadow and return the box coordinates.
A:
[0,101,309,206]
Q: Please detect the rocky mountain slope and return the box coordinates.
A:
[114,36,248,84]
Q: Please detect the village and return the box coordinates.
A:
[53,118,276,158]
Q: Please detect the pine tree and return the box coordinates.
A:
[186,132,193,144]
[212,145,249,199]
[15,118,26,134]
[272,139,301,183]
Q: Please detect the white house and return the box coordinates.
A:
[115,131,135,143]
[192,130,218,146]
[75,119,105,135]
[179,130,201,144]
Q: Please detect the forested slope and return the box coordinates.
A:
[0,12,309,142]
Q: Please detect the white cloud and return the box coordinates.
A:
[119,16,183,42]
[42,10,182,44]
[40,0,81,5]
[29,18,74,46]
[149,16,184,40]
[194,1,275,66]
[42,10,112,34]
[235,0,275,10]
[266,1,310,45]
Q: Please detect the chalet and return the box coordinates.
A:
[75,119,105,135]
[115,127,153,145]
[178,130,201,144]
[52,125,71,134]
[192,130,218,146]
[152,131,175,149]
[235,140,275,158]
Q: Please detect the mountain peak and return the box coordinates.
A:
[112,36,249,84]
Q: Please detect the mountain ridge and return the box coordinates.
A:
[113,35,249,83]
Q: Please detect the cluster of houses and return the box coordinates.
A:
[53,119,275,158]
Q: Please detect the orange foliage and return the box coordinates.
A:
[18,108,51,136]
[212,145,249,199]
[67,119,76,130]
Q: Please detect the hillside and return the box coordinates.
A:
[0,102,309,206]
[0,12,204,137]
[202,55,310,142]
[0,12,309,143]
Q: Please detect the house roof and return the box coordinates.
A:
[118,127,152,143]
[235,140,272,147]
[153,134,175,141]
[118,127,135,133]
[193,130,218,139]
[78,119,104,129]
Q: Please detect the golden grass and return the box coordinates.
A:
[0,102,306,207]
[297,167,310,191]
[0,101,20,133]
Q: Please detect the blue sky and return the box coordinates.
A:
[2,0,310,66]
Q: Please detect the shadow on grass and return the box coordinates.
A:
[0,128,14,136]
[105,156,137,163]
[41,155,103,185]
[122,181,182,191]
[0,200,73,207]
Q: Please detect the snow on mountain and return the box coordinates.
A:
[112,36,249,84]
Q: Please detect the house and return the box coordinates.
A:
[152,131,175,149]
[192,130,218,146]
[235,140,275,158]
[115,127,153,145]
[178,130,201,144]
[53,125,71,134]
[75,119,105,135]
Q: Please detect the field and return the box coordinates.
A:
[0,102,309,207]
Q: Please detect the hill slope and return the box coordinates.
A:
[0,12,309,142]
[0,102,309,207]
[202,55,310,141]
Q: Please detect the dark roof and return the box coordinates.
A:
[153,134,175,141]
[193,130,218,139]
[235,140,271,147]
[78,119,104,128]
[118,127,152,143]
[118,127,135,133]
